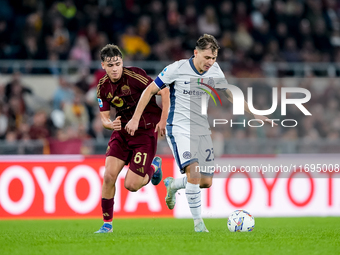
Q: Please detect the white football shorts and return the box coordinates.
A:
[166,132,215,176]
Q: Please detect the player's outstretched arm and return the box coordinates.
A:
[125,82,160,136]
[100,111,121,130]
[155,87,170,136]
[223,89,277,126]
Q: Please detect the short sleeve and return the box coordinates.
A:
[97,85,110,111]
[154,62,178,89]
[97,97,110,111]
[214,62,228,91]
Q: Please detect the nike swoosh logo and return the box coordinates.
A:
[184,81,190,84]
[190,196,198,200]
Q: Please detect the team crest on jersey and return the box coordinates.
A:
[183,151,191,159]
[107,92,113,99]
[121,85,130,95]
[208,77,215,87]
[98,98,103,108]
[111,96,124,107]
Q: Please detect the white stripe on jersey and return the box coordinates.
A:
[154,56,226,135]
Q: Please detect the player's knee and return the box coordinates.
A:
[200,179,212,188]
[200,183,211,189]
[124,182,140,192]
[103,172,118,185]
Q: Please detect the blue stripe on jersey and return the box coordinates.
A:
[167,132,181,171]
[189,56,207,76]
[154,77,164,88]
[166,83,182,169]
[168,83,175,125]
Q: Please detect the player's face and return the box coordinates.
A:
[194,48,217,73]
[194,49,217,73]
[101,56,123,82]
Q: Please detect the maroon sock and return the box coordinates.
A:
[145,165,155,185]
[101,198,114,222]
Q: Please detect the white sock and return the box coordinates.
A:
[170,176,187,190]
[185,182,201,220]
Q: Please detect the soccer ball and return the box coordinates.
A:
[227,210,255,232]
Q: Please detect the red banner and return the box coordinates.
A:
[0,156,174,219]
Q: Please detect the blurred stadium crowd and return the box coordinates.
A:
[0,0,339,154]
[1,0,340,67]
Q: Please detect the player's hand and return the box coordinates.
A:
[112,116,122,130]
[155,120,166,136]
[125,118,139,136]
[253,114,278,126]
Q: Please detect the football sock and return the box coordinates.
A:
[102,198,114,222]
[145,165,156,185]
[185,182,201,220]
[170,176,187,191]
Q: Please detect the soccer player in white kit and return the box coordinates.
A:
[126,34,272,232]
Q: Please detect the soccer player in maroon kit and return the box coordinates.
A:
[95,44,169,233]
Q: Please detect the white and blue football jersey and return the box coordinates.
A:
[154,56,226,135]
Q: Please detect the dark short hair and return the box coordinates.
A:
[100,44,123,62]
[196,34,220,53]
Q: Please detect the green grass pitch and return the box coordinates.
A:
[1,217,339,255]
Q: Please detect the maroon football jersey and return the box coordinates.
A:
[97,67,162,130]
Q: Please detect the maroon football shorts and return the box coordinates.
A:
[106,129,158,177]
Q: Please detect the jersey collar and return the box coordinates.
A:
[189,56,207,76]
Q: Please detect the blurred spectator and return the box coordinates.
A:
[29,111,50,140]
[57,0,77,20]
[251,20,272,46]
[0,102,8,139]
[75,68,90,93]
[53,76,74,110]
[63,89,89,132]
[274,23,288,50]
[0,19,10,59]
[264,39,281,62]
[121,26,151,60]
[48,17,70,59]
[7,96,27,132]
[169,37,185,61]
[219,1,235,31]
[5,72,32,113]
[305,0,324,30]
[84,22,101,58]
[17,36,41,64]
[69,35,91,67]
[312,19,332,52]
[198,6,220,37]
[281,37,301,62]
[22,12,43,39]
[166,0,181,36]
[249,41,264,63]
[233,2,252,30]
[234,23,254,51]
[324,0,340,31]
